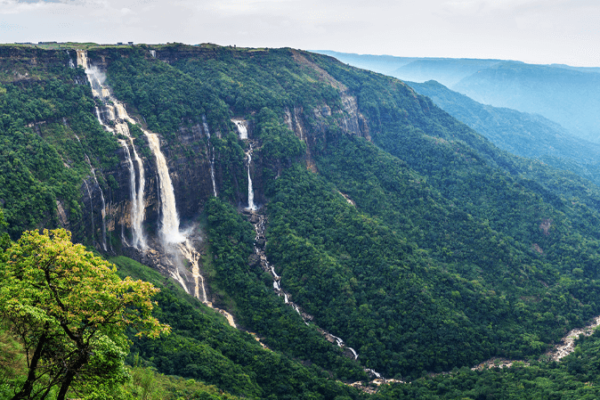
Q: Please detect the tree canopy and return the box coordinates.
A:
[0,229,169,400]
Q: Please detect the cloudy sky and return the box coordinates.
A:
[1,0,599,66]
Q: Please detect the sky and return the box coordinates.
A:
[1,0,599,67]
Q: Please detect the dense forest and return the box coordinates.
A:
[2,43,600,399]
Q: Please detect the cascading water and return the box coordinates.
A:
[144,132,186,244]
[203,116,217,197]
[249,211,363,362]
[94,107,103,125]
[77,50,238,329]
[143,132,209,304]
[246,144,256,211]
[145,128,237,328]
[67,51,75,69]
[119,139,146,249]
[232,119,248,139]
[77,50,148,250]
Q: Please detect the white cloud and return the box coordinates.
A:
[0,0,598,66]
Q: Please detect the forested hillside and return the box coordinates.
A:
[2,43,600,398]
[317,50,600,142]
[407,80,600,187]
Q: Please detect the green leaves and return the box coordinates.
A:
[0,228,169,398]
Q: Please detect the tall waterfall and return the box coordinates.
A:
[203,115,217,197]
[77,50,237,328]
[246,144,256,211]
[66,51,75,69]
[144,133,185,244]
[77,50,147,250]
[145,131,214,308]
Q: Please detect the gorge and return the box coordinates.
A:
[4,43,600,398]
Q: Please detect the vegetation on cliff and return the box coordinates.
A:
[3,43,600,398]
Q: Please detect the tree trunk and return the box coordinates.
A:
[56,370,76,400]
[10,332,47,400]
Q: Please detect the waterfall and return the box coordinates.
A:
[77,50,147,250]
[270,265,279,279]
[232,119,248,139]
[94,107,103,125]
[179,239,207,302]
[76,50,88,69]
[119,139,147,250]
[170,268,190,295]
[77,51,239,329]
[144,132,186,244]
[348,347,358,360]
[210,151,217,197]
[246,144,256,211]
[150,50,156,58]
[143,130,212,307]
[203,116,217,197]
[67,51,75,69]
[365,369,381,379]
[249,211,371,368]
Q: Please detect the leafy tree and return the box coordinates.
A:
[0,229,170,400]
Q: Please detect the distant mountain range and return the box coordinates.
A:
[316,50,600,142]
[406,80,600,187]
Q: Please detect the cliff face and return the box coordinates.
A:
[4,44,381,303]
[74,46,375,255]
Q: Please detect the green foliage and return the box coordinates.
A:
[0,62,119,241]
[205,197,366,382]
[0,229,167,399]
[112,254,365,399]
[254,107,306,166]
[172,46,341,113]
[374,330,600,399]
[104,48,231,139]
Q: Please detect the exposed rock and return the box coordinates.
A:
[56,200,69,229]
[540,218,552,235]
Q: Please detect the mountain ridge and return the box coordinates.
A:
[3,43,600,397]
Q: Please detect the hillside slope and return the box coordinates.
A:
[406,80,600,186]
[316,50,600,142]
[3,44,600,394]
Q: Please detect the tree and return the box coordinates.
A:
[0,229,170,400]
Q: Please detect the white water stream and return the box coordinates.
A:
[77,50,148,250]
[146,129,236,327]
[232,119,248,139]
[76,50,239,329]
[245,144,256,211]
[203,115,217,197]
[250,211,363,363]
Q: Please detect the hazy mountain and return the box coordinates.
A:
[314,50,415,75]
[318,50,600,142]
[392,59,504,86]
[407,80,600,185]
[453,62,600,141]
